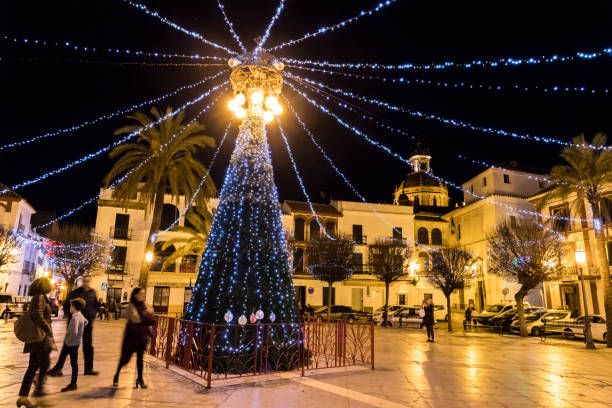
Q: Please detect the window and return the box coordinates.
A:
[152,286,170,313]
[510,216,517,228]
[184,287,192,303]
[113,214,130,239]
[431,228,442,245]
[353,252,363,273]
[424,293,433,300]
[417,228,429,244]
[398,294,406,305]
[309,220,320,240]
[322,287,336,306]
[18,285,22,296]
[551,205,570,232]
[325,221,336,235]
[293,248,304,273]
[539,181,545,189]
[392,227,403,241]
[503,174,511,184]
[607,242,612,266]
[482,177,487,187]
[352,225,363,244]
[160,204,180,230]
[457,224,461,240]
[470,185,474,193]
[110,246,127,272]
[294,218,305,241]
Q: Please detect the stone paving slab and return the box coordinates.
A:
[1,318,612,407]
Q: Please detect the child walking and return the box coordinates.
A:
[48,298,88,392]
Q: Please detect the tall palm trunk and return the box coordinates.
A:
[382,281,390,327]
[138,182,166,287]
[515,285,529,337]
[446,295,453,332]
[589,201,612,347]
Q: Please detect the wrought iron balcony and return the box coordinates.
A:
[109,226,132,240]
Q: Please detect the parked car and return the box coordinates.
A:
[313,305,371,323]
[563,315,607,342]
[487,307,544,331]
[477,302,530,326]
[372,305,406,321]
[510,310,571,336]
[374,307,436,328]
[0,293,30,319]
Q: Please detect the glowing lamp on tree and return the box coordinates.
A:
[9,248,20,256]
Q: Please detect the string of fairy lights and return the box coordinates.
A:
[216,0,246,53]
[255,0,285,53]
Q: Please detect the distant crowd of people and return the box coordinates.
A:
[14,276,158,408]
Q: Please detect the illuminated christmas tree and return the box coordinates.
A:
[187,52,298,324]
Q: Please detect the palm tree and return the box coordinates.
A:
[544,133,612,347]
[104,107,217,287]
[160,206,212,271]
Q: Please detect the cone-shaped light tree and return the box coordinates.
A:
[187,53,298,324]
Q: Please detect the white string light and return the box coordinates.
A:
[276,118,328,237]
[287,72,612,151]
[255,0,286,53]
[1,34,225,61]
[2,81,229,194]
[216,0,247,53]
[266,0,398,52]
[280,47,612,70]
[120,0,236,55]
[286,81,592,223]
[162,121,232,233]
[286,67,609,95]
[0,70,226,152]
[33,91,228,231]
[2,56,226,68]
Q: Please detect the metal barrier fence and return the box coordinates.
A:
[148,316,374,388]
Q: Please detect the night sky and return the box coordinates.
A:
[1,1,611,226]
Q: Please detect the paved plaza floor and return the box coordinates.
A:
[1,317,611,407]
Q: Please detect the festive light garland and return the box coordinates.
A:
[1,34,224,61]
[216,0,246,53]
[266,0,398,52]
[2,81,229,194]
[286,67,609,96]
[286,81,592,223]
[280,47,612,70]
[287,73,612,150]
[0,71,226,152]
[1,57,226,68]
[33,91,228,231]
[255,0,285,53]
[276,118,328,237]
[162,121,232,233]
[121,0,236,55]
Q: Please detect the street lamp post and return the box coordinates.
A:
[575,249,595,349]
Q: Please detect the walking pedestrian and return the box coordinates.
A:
[113,288,157,388]
[464,305,474,330]
[16,278,56,408]
[47,298,88,391]
[62,275,100,375]
[423,298,436,342]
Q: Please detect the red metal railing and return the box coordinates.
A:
[149,316,374,388]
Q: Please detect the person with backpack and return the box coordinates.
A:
[16,278,56,408]
[423,298,436,342]
[47,298,88,392]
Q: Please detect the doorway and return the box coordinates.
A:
[295,286,306,309]
[560,284,580,317]
[351,288,364,311]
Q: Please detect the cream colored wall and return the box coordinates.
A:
[463,168,544,204]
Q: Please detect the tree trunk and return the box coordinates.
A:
[66,278,76,296]
[515,286,529,337]
[446,295,453,332]
[327,281,333,321]
[383,281,390,327]
[589,201,612,347]
[138,181,166,287]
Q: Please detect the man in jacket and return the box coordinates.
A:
[61,275,99,375]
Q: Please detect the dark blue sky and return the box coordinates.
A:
[1,0,611,225]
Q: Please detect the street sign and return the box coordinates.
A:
[101,282,108,292]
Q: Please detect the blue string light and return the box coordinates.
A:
[286,73,612,151]
[216,0,247,53]
[121,0,236,55]
[266,0,398,52]
[33,92,228,231]
[280,47,612,70]
[286,67,609,95]
[1,34,224,62]
[255,0,285,53]
[2,81,229,194]
[0,71,226,152]
[286,80,591,223]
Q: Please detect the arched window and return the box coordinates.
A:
[294,218,305,241]
[325,221,336,235]
[160,204,180,230]
[417,227,429,244]
[310,220,320,240]
[431,228,442,245]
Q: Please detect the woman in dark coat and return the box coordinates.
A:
[17,278,56,408]
[113,287,157,388]
[423,299,436,343]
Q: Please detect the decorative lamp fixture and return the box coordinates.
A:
[145,251,154,263]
